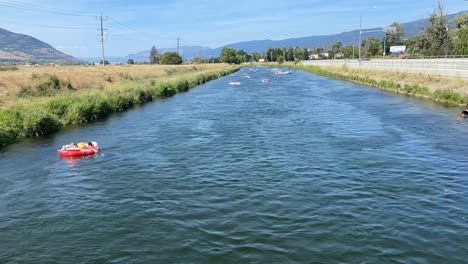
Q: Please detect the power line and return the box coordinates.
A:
[0,0,97,17]
[108,17,137,32]
[107,16,185,43]
[0,19,97,30]
[0,0,198,56]
[3,0,91,14]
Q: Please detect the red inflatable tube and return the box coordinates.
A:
[57,147,100,157]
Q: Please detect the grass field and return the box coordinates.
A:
[0,64,240,148]
[0,64,232,107]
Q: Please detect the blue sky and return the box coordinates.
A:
[0,0,466,57]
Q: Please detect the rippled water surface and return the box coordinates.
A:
[1,67,468,263]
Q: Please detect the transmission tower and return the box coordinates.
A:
[177,37,180,55]
[97,13,108,66]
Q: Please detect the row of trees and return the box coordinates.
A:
[327,4,467,58]
[124,46,183,65]
[129,4,466,66]
[261,47,309,63]
[217,19,405,63]
[149,46,183,65]
[220,47,310,64]
[219,48,250,64]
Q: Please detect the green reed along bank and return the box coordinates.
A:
[0,65,240,149]
[292,64,468,106]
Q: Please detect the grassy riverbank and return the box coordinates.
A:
[291,64,468,106]
[0,64,240,148]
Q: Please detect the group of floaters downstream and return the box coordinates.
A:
[58,141,100,157]
[228,67,467,118]
[228,67,292,86]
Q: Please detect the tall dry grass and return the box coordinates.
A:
[0,64,226,106]
[0,64,240,148]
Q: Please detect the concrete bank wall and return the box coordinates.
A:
[303,58,468,78]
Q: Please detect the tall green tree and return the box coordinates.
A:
[332,42,342,53]
[424,3,451,56]
[277,55,284,64]
[331,42,343,58]
[303,48,309,60]
[294,47,304,60]
[343,45,355,59]
[160,52,183,65]
[265,47,276,62]
[251,51,261,62]
[150,46,159,64]
[236,49,250,63]
[362,37,382,57]
[452,13,468,55]
[220,47,239,64]
[281,48,287,61]
[287,47,294,61]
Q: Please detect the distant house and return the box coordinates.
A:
[320,53,329,59]
[310,54,319,60]
[258,59,265,63]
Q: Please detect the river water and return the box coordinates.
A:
[1,67,467,263]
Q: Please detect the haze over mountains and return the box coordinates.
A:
[81,11,464,63]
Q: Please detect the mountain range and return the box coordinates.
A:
[81,11,463,64]
[0,11,464,64]
[0,28,79,63]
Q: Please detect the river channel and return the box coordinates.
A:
[1,67,467,263]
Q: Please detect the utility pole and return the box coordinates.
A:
[444,27,449,59]
[359,6,377,64]
[97,13,107,66]
[383,32,386,59]
[353,38,355,59]
[359,14,362,64]
[177,37,180,55]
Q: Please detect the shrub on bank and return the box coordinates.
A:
[0,108,23,139]
[434,89,468,105]
[22,110,61,137]
[18,74,74,98]
[402,84,430,96]
[0,126,17,148]
[0,106,61,138]
[0,66,19,71]
[108,95,134,112]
